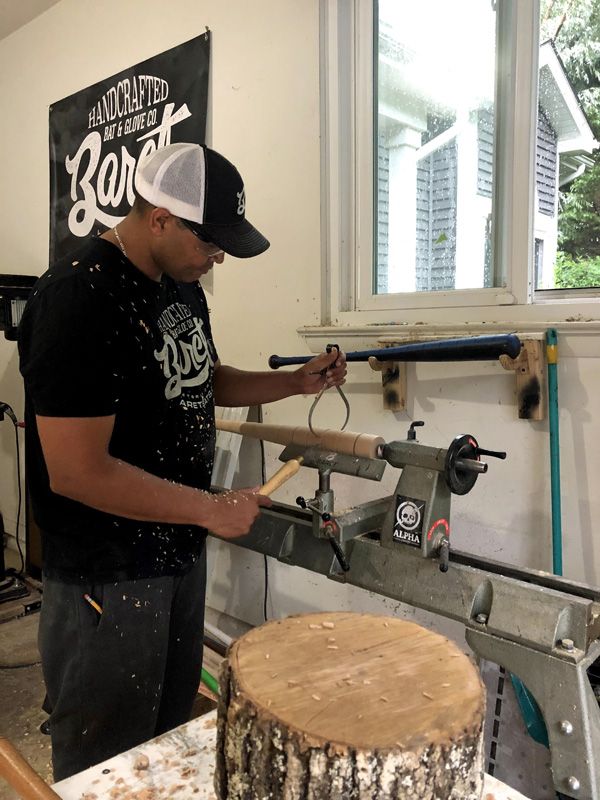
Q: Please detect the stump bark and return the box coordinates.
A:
[215,612,485,799]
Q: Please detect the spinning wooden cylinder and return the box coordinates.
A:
[215,612,485,799]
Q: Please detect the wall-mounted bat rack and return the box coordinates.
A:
[371,334,546,420]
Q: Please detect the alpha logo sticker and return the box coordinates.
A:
[393,496,425,547]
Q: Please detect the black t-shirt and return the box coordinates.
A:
[18,237,219,583]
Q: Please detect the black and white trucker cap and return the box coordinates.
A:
[134,142,270,258]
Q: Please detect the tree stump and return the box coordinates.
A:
[215,612,485,799]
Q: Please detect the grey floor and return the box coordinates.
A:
[0,549,51,799]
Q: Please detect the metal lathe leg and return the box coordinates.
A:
[466,629,600,800]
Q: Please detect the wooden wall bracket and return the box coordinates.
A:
[368,355,407,412]
[499,339,546,420]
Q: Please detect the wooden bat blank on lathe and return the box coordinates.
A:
[216,419,384,460]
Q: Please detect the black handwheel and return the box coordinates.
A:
[444,434,481,495]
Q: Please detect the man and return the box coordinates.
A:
[18,142,346,780]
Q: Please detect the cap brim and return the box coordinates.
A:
[200,219,270,259]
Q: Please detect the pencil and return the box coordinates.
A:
[83,593,103,615]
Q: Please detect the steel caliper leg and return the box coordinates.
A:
[466,629,600,800]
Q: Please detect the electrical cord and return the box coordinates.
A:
[0,401,24,576]
[257,405,270,622]
[0,658,41,670]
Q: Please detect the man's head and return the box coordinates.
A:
[134,142,269,259]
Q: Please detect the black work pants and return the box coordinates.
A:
[39,549,206,782]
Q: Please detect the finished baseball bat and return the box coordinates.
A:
[216,419,384,460]
[268,333,522,369]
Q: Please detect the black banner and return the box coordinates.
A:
[49,33,210,263]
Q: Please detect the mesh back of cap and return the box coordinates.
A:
[137,143,206,221]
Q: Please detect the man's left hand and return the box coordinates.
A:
[293,348,347,395]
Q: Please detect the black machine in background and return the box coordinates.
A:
[0,274,37,341]
[0,273,37,605]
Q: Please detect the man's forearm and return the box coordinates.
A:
[214,365,301,406]
[37,413,270,539]
[52,456,217,528]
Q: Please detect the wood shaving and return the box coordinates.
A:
[133,754,149,771]
[180,767,197,779]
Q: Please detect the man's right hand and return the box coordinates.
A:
[206,489,272,538]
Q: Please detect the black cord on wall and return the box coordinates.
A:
[0,401,24,576]
[257,405,270,622]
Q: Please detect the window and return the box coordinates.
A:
[375,0,498,296]
[535,3,600,291]
[321,0,600,323]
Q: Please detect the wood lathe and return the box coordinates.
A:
[214,416,600,800]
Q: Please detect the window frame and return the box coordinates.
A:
[319,0,600,327]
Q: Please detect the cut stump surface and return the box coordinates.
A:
[215,612,485,799]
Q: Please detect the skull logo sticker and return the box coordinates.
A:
[396,501,422,531]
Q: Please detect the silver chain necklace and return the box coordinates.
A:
[113,225,128,258]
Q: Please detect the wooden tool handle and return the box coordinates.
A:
[258,457,304,496]
[0,737,62,800]
[216,419,384,460]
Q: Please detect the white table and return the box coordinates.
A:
[52,710,531,799]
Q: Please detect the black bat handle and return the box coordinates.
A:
[269,353,313,369]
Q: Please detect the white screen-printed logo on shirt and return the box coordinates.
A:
[153,303,214,400]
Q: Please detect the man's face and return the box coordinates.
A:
[159,215,225,283]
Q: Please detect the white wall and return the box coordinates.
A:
[1,0,599,646]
